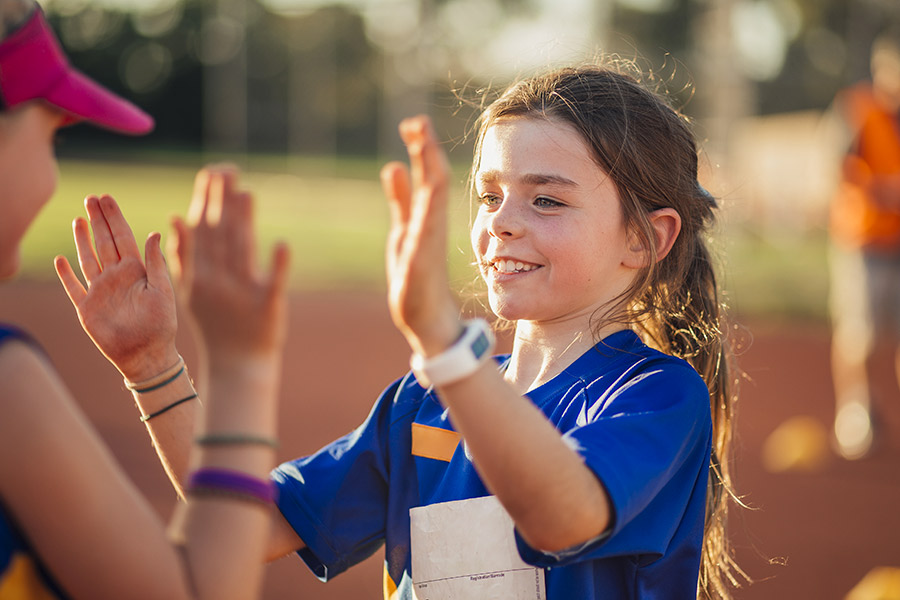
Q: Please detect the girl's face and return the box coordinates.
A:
[0,102,63,280]
[471,116,636,326]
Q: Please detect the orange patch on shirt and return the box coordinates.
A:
[411,423,461,462]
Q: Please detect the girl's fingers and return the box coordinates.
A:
[187,168,213,226]
[193,168,234,267]
[399,116,450,206]
[84,195,120,267]
[398,116,450,243]
[223,190,256,276]
[98,194,141,260]
[381,162,413,226]
[204,168,229,227]
[399,117,429,191]
[180,165,248,281]
[381,162,412,263]
[54,255,87,306]
[166,217,193,288]
[72,216,101,283]
[266,242,291,304]
[144,232,169,291]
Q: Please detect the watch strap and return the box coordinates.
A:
[410,319,496,388]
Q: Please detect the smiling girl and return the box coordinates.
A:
[366,66,741,599]
[66,63,741,600]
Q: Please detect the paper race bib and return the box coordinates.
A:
[410,495,546,600]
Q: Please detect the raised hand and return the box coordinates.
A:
[380,116,462,357]
[167,166,290,366]
[56,195,180,382]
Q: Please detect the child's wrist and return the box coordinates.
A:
[405,318,464,358]
[120,347,183,386]
[410,319,495,388]
[205,352,282,384]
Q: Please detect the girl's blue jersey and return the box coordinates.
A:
[272,329,712,600]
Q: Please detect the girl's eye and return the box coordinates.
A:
[479,193,502,207]
[534,196,562,208]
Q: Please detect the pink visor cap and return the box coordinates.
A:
[0,7,153,135]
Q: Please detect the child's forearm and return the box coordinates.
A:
[434,365,611,553]
[129,355,282,493]
[128,356,199,496]
[173,354,281,600]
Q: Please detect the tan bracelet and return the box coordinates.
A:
[125,356,185,393]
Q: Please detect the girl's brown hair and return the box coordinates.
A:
[471,63,742,599]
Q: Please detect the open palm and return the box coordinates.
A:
[56,194,179,382]
[380,116,461,357]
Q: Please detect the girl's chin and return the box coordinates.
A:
[488,297,533,323]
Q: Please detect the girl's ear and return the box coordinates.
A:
[623,208,682,269]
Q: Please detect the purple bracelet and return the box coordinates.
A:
[187,468,276,505]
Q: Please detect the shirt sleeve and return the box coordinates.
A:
[270,377,406,581]
[516,359,712,567]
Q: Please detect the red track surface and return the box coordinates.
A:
[2,281,899,599]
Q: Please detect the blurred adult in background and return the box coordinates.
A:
[827,31,900,460]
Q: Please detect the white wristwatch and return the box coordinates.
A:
[410,319,496,388]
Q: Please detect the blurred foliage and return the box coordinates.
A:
[41,0,900,157]
[45,0,383,155]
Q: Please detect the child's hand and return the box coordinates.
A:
[380,116,462,357]
[55,195,180,382]
[167,166,290,367]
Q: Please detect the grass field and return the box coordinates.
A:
[23,157,477,289]
[20,156,831,321]
[715,225,829,322]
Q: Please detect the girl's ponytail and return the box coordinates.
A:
[632,180,745,599]
[655,229,745,600]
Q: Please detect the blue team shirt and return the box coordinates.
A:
[0,325,68,599]
[272,329,712,599]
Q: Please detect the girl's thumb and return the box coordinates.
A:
[145,232,168,288]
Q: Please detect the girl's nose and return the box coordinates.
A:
[488,198,524,239]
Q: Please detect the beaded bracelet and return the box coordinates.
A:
[187,467,276,505]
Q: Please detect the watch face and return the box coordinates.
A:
[471,330,491,359]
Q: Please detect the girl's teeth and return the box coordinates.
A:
[493,260,536,273]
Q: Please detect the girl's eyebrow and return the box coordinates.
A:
[477,170,579,188]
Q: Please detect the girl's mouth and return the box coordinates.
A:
[487,258,541,274]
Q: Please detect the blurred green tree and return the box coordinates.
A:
[41,0,900,156]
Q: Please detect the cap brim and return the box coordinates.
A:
[44,68,154,135]
[0,7,154,135]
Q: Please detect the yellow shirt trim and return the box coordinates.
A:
[0,553,59,600]
[383,564,399,600]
